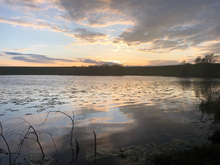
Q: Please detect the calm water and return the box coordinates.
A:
[0,75,219,164]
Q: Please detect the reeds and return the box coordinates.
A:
[199,89,220,123]
[0,110,83,165]
[93,130,96,161]
[0,121,12,164]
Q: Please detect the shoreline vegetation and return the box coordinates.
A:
[1,63,220,77]
[154,89,220,165]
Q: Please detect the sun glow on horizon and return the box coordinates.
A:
[1,1,220,66]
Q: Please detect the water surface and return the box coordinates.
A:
[0,76,219,164]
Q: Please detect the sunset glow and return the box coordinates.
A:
[1,1,220,66]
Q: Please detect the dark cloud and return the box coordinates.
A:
[57,0,131,26]
[2,0,220,53]
[113,1,220,44]
[137,40,189,53]
[56,0,220,51]
[72,28,107,43]
[77,58,103,65]
[3,0,42,10]
[5,52,76,63]
[58,0,107,22]
[166,24,206,39]
[5,52,116,65]
[5,52,26,55]
[110,0,220,50]
[77,58,119,65]
[104,62,120,65]
[11,56,53,63]
[188,25,220,46]
[147,60,180,66]
[197,42,220,54]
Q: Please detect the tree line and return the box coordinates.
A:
[194,53,219,64]
[181,53,219,65]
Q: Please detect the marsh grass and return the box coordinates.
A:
[199,90,220,122]
[93,130,97,162]
[0,111,83,165]
[0,119,50,165]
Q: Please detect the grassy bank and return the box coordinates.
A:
[1,63,220,77]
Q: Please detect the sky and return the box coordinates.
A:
[0,0,220,66]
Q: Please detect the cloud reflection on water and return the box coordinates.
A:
[0,76,220,164]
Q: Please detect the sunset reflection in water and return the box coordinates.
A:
[0,76,219,164]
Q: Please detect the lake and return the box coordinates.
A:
[0,75,219,164]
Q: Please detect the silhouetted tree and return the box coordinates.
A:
[194,53,219,64]
[180,60,186,65]
[99,63,123,67]
[195,56,202,64]
[201,57,206,63]
[180,60,191,65]
[203,53,219,63]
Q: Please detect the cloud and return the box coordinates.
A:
[1,0,58,11]
[0,17,108,44]
[2,45,46,51]
[110,0,220,50]
[5,52,76,64]
[2,0,43,10]
[77,58,119,65]
[57,0,134,27]
[0,17,71,33]
[60,13,133,27]
[67,28,108,44]
[2,0,220,54]
[56,0,220,51]
[147,60,180,66]
[197,42,220,54]
[77,58,103,65]
[58,0,107,22]
[4,52,117,65]
[188,25,220,46]
[137,40,189,53]
[11,56,49,63]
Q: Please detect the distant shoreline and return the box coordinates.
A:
[1,64,220,78]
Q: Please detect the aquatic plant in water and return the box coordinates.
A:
[0,111,80,165]
[199,90,220,123]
